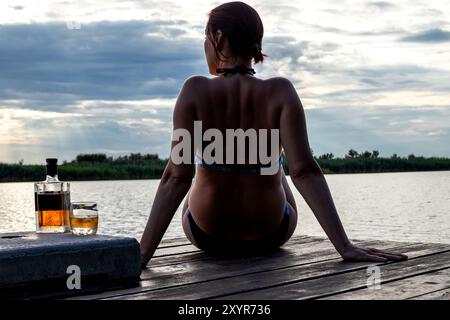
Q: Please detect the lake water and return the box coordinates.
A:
[0,171,449,244]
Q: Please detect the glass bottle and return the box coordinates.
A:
[34,158,71,233]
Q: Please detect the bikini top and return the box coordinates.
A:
[216,64,256,77]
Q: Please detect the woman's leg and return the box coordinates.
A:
[181,189,201,247]
[280,168,298,245]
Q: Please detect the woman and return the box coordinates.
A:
[140,1,407,267]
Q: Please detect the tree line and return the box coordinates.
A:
[0,150,449,182]
[301,149,450,174]
[0,153,167,182]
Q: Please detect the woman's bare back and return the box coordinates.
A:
[186,74,291,240]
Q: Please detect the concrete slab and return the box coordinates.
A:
[0,232,141,288]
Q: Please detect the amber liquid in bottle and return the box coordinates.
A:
[34,158,70,233]
[35,192,70,231]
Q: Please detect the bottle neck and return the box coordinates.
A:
[46,161,58,179]
[45,174,60,182]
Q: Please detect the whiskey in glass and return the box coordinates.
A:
[70,202,98,235]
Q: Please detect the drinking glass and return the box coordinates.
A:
[70,202,99,235]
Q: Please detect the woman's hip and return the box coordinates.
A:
[182,202,297,253]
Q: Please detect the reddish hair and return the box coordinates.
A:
[206,1,267,64]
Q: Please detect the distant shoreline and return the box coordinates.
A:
[2,153,450,183]
[1,151,450,183]
[1,169,450,184]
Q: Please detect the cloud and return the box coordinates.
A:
[0,101,174,163]
[0,19,204,163]
[307,105,450,158]
[368,1,395,10]
[308,23,404,37]
[9,5,24,10]
[1,0,450,163]
[400,28,450,43]
[0,20,205,109]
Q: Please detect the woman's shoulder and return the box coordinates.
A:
[181,75,295,97]
[182,74,293,85]
[182,75,209,89]
[264,76,295,88]
[262,77,297,101]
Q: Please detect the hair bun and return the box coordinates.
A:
[207,2,267,64]
[251,43,265,64]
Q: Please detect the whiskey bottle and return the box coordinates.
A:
[34,158,71,233]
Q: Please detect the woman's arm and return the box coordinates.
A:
[140,77,200,268]
[277,78,407,262]
[139,163,193,268]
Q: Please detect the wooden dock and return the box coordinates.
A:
[7,235,450,300]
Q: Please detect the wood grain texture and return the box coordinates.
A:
[104,243,448,300]
[320,268,450,300]
[218,250,450,300]
[17,235,447,300]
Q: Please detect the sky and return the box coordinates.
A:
[0,0,449,164]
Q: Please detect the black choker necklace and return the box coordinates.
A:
[216,65,256,77]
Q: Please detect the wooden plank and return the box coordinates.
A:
[153,244,200,258]
[101,241,438,300]
[408,287,450,300]
[218,250,450,300]
[159,237,190,248]
[147,235,411,269]
[141,238,388,281]
[149,235,325,267]
[71,236,362,300]
[23,235,325,299]
[68,236,331,299]
[320,268,450,300]
[152,235,328,261]
[29,235,323,299]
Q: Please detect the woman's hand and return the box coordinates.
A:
[341,242,408,262]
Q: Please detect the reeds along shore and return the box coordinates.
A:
[1,150,450,182]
